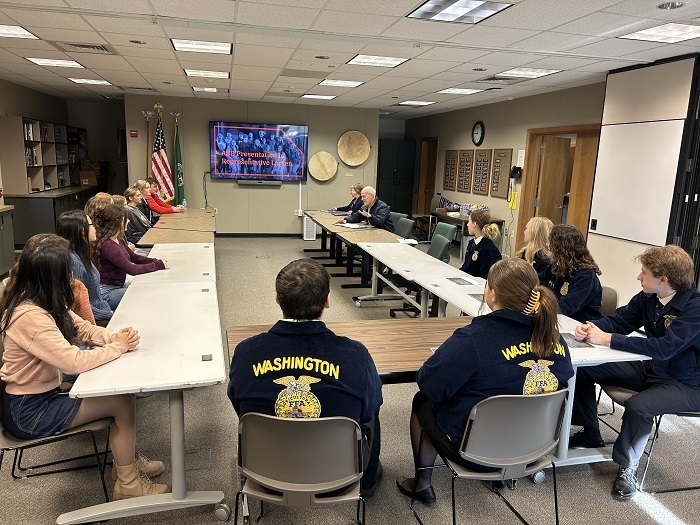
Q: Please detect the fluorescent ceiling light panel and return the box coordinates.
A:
[619,23,700,43]
[319,79,364,87]
[437,88,483,94]
[68,78,112,85]
[26,57,84,68]
[184,69,230,79]
[408,0,512,24]
[0,24,38,39]
[347,54,408,68]
[497,67,560,78]
[301,94,336,100]
[399,100,435,106]
[171,39,232,54]
[192,87,229,93]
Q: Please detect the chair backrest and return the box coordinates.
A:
[430,194,442,212]
[390,212,408,226]
[427,233,451,264]
[601,286,619,317]
[459,390,567,479]
[395,217,415,239]
[238,413,362,506]
[433,222,457,243]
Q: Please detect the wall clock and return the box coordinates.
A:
[472,121,485,146]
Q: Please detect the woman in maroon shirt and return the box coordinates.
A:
[94,204,167,310]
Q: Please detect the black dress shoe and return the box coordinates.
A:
[568,430,605,448]
[612,466,637,500]
[396,477,436,505]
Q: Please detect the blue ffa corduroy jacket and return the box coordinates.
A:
[460,237,501,279]
[540,267,602,323]
[228,320,383,424]
[593,286,700,386]
[417,309,574,443]
[346,198,394,232]
[337,197,363,214]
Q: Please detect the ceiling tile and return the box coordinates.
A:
[0,39,57,51]
[381,18,466,40]
[113,46,176,59]
[323,0,418,16]
[152,0,237,22]
[231,65,281,81]
[358,44,426,59]
[291,48,356,63]
[126,57,182,75]
[244,0,326,7]
[312,11,396,37]
[568,38,665,57]
[401,78,459,92]
[551,12,650,38]
[384,59,461,77]
[100,34,172,49]
[63,0,154,14]
[573,59,634,73]
[525,56,600,70]
[510,31,603,52]
[1,9,92,30]
[603,0,700,19]
[361,76,421,89]
[229,90,264,101]
[174,51,233,65]
[230,79,273,91]
[284,60,338,74]
[82,16,167,37]
[480,0,621,31]
[92,70,146,83]
[236,2,319,30]
[414,47,489,62]
[166,27,235,43]
[516,70,603,87]
[622,44,700,62]
[275,76,321,87]
[431,70,485,82]
[234,44,293,68]
[28,28,106,44]
[67,54,134,71]
[298,39,364,53]
[471,52,544,67]
[449,25,540,46]
[187,77,230,88]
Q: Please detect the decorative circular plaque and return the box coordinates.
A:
[308,151,338,181]
[337,130,370,167]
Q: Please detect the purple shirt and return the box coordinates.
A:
[99,239,164,286]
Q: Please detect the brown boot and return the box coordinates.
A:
[113,462,169,500]
[112,453,165,481]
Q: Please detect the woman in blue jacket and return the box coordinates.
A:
[397,258,573,504]
[459,209,501,279]
[331,183,364,214]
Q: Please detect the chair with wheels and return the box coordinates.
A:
[390,212,408,228]
[417,223,457,262]
[409,390,567,525]
[234,413,366,524]
[395,217,416,239]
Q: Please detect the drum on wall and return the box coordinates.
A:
[337,130,370,167]
[308,151,338,181]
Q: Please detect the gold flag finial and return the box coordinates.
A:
[153,103,164,115]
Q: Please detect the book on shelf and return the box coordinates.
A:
[24,122,33,141]
[40,126,47,142]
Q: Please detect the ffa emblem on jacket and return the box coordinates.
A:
[560,282,569,296]
[519,360,558,395]
[273,376,322,418]
[662,315,676,329]
[472,251,479,261]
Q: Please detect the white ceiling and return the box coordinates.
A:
[0,0,699,119]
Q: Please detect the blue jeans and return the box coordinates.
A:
[100,282,129,310]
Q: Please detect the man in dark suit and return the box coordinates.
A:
[336,186,394,232]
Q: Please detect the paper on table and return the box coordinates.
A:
[341,223,368,229]
[398,238,418,245]
[561,332,595,348]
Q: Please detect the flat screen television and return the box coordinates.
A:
[210,121,308,181]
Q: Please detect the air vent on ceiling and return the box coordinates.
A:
[52,41,118,55]
[477,75,526,85]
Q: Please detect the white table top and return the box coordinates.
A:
[131,243,216,285]
[70,282,226,397]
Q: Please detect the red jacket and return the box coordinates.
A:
[146,193,174,214]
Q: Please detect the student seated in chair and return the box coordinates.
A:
[459,209,501,279]
[571,245,700,501]
[397,258,573,504]
[228,259,384,498]
[335,186,394,232]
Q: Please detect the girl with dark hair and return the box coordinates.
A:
[56,210,113,325]
[459,209,502,279]
[397,258,573,503]
[541,224,603,322]
[94,204,167,310]
[0,235,168,499]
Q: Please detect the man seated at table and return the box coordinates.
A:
[335,186,394,232]
[571,245,700,500]
[227,259,384,497]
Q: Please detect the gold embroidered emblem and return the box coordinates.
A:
[663,315,676,329]
[471,251,479,261]
[560,282,569,296]
[519,359,558,395]
[273,376,322,418]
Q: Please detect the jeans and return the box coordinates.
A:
[100,282,129,310]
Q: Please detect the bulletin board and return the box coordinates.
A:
[490,148,512,199]
[457,149,473,193]
[443,150,457,191]
[472,149,492,196]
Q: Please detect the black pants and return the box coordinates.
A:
[361,412,381,491]
[572,361,700,468]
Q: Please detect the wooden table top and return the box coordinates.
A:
[155,216,216,232]
[227,316,471,383]
[305,213,349,233]
[160,208,217,219]
[137,227,215,247]
[335,227,401,245]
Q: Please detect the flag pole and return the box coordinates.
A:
[141,110,154,177]
[170,112,184,206]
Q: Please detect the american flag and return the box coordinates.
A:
[151,115,175,199]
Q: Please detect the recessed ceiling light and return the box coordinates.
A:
[619,22,700,43]
[193,87,229,93]
[657,1,684,9]
[301,94,336,100]
[26,57,84,68]
[408,0,512,24]
[162,81,174,85]
[319,79,364,87]
[347,54,408,68]
[315,55,330,60]
[437,88,484,95]
[473,67,487,71]
[171,38,232,54]
[0,25,37,39]
[399,100,435,106]
[68,78,112,85]
[184,69,230,79]
[497,67,560,78]
[129,40,147,45]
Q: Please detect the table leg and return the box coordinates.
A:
[56,390,224,525]
[420,287,429,318]
[303,228,326,253]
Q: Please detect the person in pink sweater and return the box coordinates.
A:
[93,204,168,310]
[0,236,167,499]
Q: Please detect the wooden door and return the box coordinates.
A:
[534,136,571,224]
[566,132,599,237]
[417,139,437,214]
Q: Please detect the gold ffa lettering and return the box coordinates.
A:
[253,356,340,379]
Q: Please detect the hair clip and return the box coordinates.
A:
[523,289,541,315]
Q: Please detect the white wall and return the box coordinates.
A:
[124,94,379,234]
